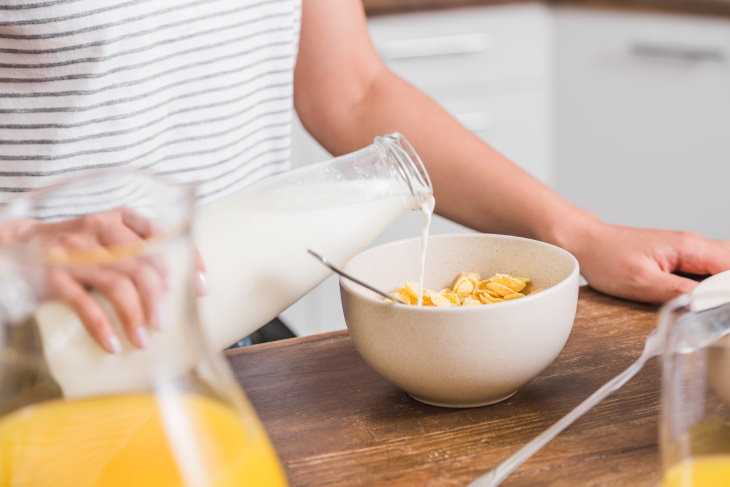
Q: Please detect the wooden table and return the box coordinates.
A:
[226,287,662,486]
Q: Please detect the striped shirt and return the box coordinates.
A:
[0,0,301,211]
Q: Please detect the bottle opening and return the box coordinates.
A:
[375,133,433,204]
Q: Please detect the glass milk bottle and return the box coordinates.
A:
[194,132,432,349]
[0,172,288,487]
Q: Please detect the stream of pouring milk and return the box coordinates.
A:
[35,180,424,398]
[416,197,435,306]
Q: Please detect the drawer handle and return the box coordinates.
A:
[375,33,490,61]
[454,111,491,133]
[631,41,727,62]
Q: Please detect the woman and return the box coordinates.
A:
[1,0,728,351]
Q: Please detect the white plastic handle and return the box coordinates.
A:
[376,33,490,61]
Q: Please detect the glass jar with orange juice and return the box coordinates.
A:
[659,293,730,487]
[0,171,288,487]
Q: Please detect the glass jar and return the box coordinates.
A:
[659,293,730,487]
[0,171,288,486]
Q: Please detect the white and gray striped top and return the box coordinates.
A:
[0,0,301,210]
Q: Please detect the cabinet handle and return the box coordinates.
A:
[631,41,726,62]
[454,111,491,133]
[375,33,490,61]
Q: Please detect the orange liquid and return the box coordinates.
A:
[662,456,730,487]
[0,394,288,487]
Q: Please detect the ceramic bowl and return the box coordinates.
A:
[340,233,580,408]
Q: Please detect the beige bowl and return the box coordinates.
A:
[340,233,580,408]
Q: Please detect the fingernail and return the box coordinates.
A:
[134,327,149,348]
[196,272,210,296]
[106,335,122,354]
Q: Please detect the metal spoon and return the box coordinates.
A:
[307,249,406,304]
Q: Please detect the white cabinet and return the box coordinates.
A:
[283,3,553,336]
[554,7,730,239]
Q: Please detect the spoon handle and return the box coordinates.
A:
[467,330,660,487]
[307,249,405,304]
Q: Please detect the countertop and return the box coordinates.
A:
[363,0,730,17]
[227,287,663,486]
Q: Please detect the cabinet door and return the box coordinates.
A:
[555,7,730,239]
[368,4,551,91]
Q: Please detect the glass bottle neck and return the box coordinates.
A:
[374,133,432,206]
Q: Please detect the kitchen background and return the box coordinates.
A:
[282,0,730,337]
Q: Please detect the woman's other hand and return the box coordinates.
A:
[563,219,730,304]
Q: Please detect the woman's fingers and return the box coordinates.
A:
[29,208,174,353]
[96,210,149,248]
[72,266,149,349]
[100,212,170,295]
[677,236,730,276]
[48,269,122,354]
[629,267,698,304]
[93,214,168,332]
[115,258,167,330]
[120,206,153,238]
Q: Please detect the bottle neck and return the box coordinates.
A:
[375,133,432,206]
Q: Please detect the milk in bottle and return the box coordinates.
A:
[195,133,432,349]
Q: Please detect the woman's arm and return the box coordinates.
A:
[294,0,730,303]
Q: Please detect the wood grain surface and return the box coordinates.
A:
[361,0,730,17]
[227,287,665,486]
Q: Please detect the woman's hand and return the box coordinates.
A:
[1,207,207,354]
[565,220,730,304]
